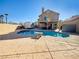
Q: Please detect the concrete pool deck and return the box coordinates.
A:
[0,35,79,59]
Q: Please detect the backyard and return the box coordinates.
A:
[0,24,79,59]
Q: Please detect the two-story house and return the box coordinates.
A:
[38,8,59,30]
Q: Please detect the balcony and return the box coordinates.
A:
[38,19,58,23]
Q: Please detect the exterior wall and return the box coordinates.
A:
[39,11,59,22]
[0,24,18,35]
[52,22,58,29]
[63,18,79,33]
[38,10,59,29]
[38,22,46,28]
[76,20,79,33]
[62,24,76,32]
[76,24,79,33]
[63,20,78,24]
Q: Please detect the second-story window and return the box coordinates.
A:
[44,16,48,22]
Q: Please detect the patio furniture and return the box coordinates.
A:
[31,33,42,39]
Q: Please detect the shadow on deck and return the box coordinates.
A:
[0,31,27,40]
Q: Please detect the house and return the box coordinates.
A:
[38,8,59,30]
[62,15,79,33]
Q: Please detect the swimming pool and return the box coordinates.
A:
[17,29,69,38]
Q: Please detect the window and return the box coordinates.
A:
[44,16,48,22]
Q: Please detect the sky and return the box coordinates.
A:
[0,0,79,23]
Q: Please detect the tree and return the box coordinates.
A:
[57,20,63,29]
[5,14,8,24]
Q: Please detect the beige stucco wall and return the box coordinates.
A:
[76,24,79,33]
[38,10,59,29]
[39,11,59,22]
[76,20,79,33]
[63,20,78,25]
[38,23,46,28]
[0,24,18,35]
[63,19,79,33]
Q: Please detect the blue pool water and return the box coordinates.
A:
[17,29,69,38]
